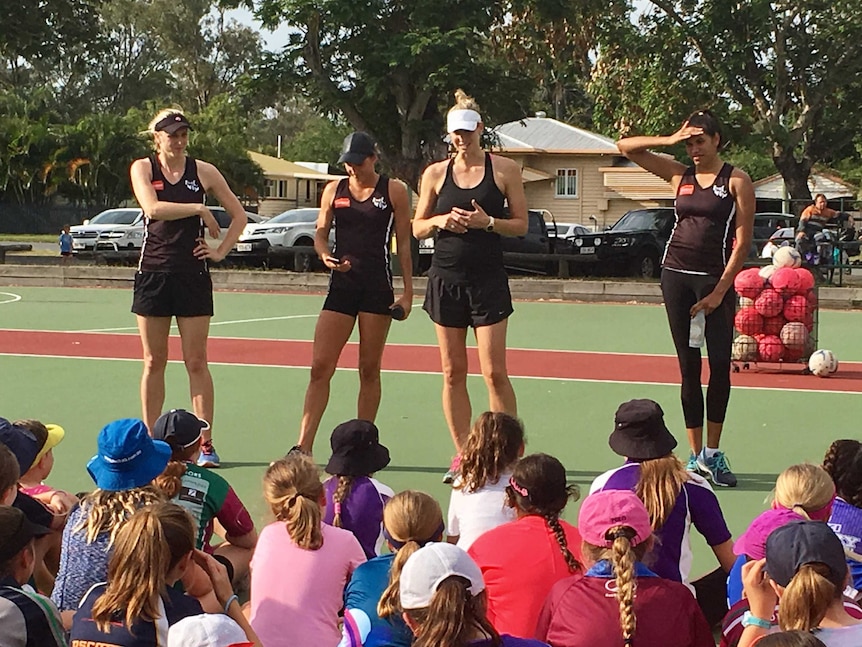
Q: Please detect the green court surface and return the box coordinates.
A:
[2,285,862,575]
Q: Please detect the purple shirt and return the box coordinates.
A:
[590,462,731,585]
[323,476,393,559]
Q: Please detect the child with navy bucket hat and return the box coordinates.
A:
[52,418,170,622]
[323,419,394,559]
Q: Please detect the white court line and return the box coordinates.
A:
[74,313,318,333]
[1,351,857,395]
[0,292,22,305]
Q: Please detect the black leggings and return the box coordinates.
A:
[660,269,735,429]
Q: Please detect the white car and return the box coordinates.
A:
[234,207,334,270]
[549,222,591,239]
[70,208,145,253]
[71,207,263,254]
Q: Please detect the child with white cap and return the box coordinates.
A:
[169,613,260,647]
[399,541,549,647]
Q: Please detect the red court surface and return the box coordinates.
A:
[2,328,861,392]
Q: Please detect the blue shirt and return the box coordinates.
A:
[340,553,412,647]
[829,497,862,590]
[59,232,72,253]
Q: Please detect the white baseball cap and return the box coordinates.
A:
[447,109,482,133]
[399,542,485,609]
[167,614,253,647]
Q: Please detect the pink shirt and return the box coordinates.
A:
[468,515,583,638]
[250,521,365,647]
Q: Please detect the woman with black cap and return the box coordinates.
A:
[590,399,735,595]
[617,111,755,488]
[130,108,249,468]
[412,90,528,483]
[291,131,413,456]
[738,520,862,646]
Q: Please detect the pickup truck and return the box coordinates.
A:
[416,208,575,275]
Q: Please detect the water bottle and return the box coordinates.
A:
[689,310,706,348]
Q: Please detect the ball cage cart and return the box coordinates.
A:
[731,259,819,375]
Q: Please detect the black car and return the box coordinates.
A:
[569,208,675,278]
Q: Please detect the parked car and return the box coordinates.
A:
[232,207,333,271]
[71,208,144,253]
[415,208,574,275]
[569,207,675,278]
[74,207,264,256]
[549,222,591,239]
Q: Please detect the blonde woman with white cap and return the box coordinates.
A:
[399,541,549,647]
[412,90,529,483]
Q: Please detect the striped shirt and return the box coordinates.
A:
[0,577,67,647]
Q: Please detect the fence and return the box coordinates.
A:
[0,203,98,234]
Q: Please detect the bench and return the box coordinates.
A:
[0,243,32,264]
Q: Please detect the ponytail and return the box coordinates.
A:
[332,475,354,528]
[778,563,841,631]
[378,540,421,617]
[153,459,186,499]
[635,455,688,530]
[264,456,324,550]
[544,512,581,573]
[609,528,638,644]
[405,577,500,647]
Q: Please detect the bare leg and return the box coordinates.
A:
[356,312,392,421]
[434,324,471,452]
[176,316,214,442]
[474,318,517,415]
[214,543,253,588]
[297,310,356,453]
[137,315,172,431]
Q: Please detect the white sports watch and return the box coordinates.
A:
[485,216,495,232]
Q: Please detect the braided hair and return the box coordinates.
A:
[331,475,354,528]
[823,439,862,509]
[506,453,581,573]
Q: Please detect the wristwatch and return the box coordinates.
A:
[485,216,495,232]
[741,611,774,629]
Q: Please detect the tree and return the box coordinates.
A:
[254,0,534,190]
[591,1,862,206]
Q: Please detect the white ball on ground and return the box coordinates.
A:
[808,349,839,377]
[773,246,802,269]
[732,334,758,362]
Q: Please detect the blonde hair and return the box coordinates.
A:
[90,503,195,633]
[635,454,689,529]
[773,463,834,518]
[457,412,523,492]
[331,475,354,528]
[153,443,198,500]
[778,563,843,631]
[264,455,324,550]
[448,89,481,115]
[377,491,443,618]
[403,579,500,647]
[75,487,165,545]
[145,107,188,152]
[583,529,651,645]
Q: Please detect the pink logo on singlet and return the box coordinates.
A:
[152,180,164,191]
[334,197,351,209]
[678,184,694,196]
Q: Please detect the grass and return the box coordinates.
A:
[0,233,59,243]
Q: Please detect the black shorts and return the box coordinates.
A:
[132,271,214,318]
[423,270,513,328]
[323,285,394,317]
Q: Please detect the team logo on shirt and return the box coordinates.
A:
[334,197,351,209]
[372,195,388,210]
[185,179,201,193]
[678,184,694,196]
[713,184,728,199]
[151,180,164,191]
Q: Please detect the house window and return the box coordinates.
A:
[555,169,578,198]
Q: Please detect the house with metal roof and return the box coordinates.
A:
[492,115,674,228]
[247,151,344,217]
[753,171,859,213]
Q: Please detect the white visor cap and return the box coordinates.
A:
[447,109,482,133]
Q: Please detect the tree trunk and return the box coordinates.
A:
[772,149,813,215]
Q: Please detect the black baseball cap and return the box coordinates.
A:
[337,132,376,165]
[152,409,209,450]
[154,112,193,134]
[0,506,51,562]
[765,520,847,588]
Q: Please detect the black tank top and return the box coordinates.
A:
[662,163,736,277]
[331,174,394,290]
[431,153,506,280]
[138,156,206,273]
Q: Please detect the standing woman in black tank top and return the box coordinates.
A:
[617,110,755,488]
[291,132,413,454]
[412,90,528,482]
[129,108,248,468]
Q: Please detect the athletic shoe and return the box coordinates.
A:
[696,450,738,488]
[685,452,702,474]
[442,455,462,485]
[197,440,220,468]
